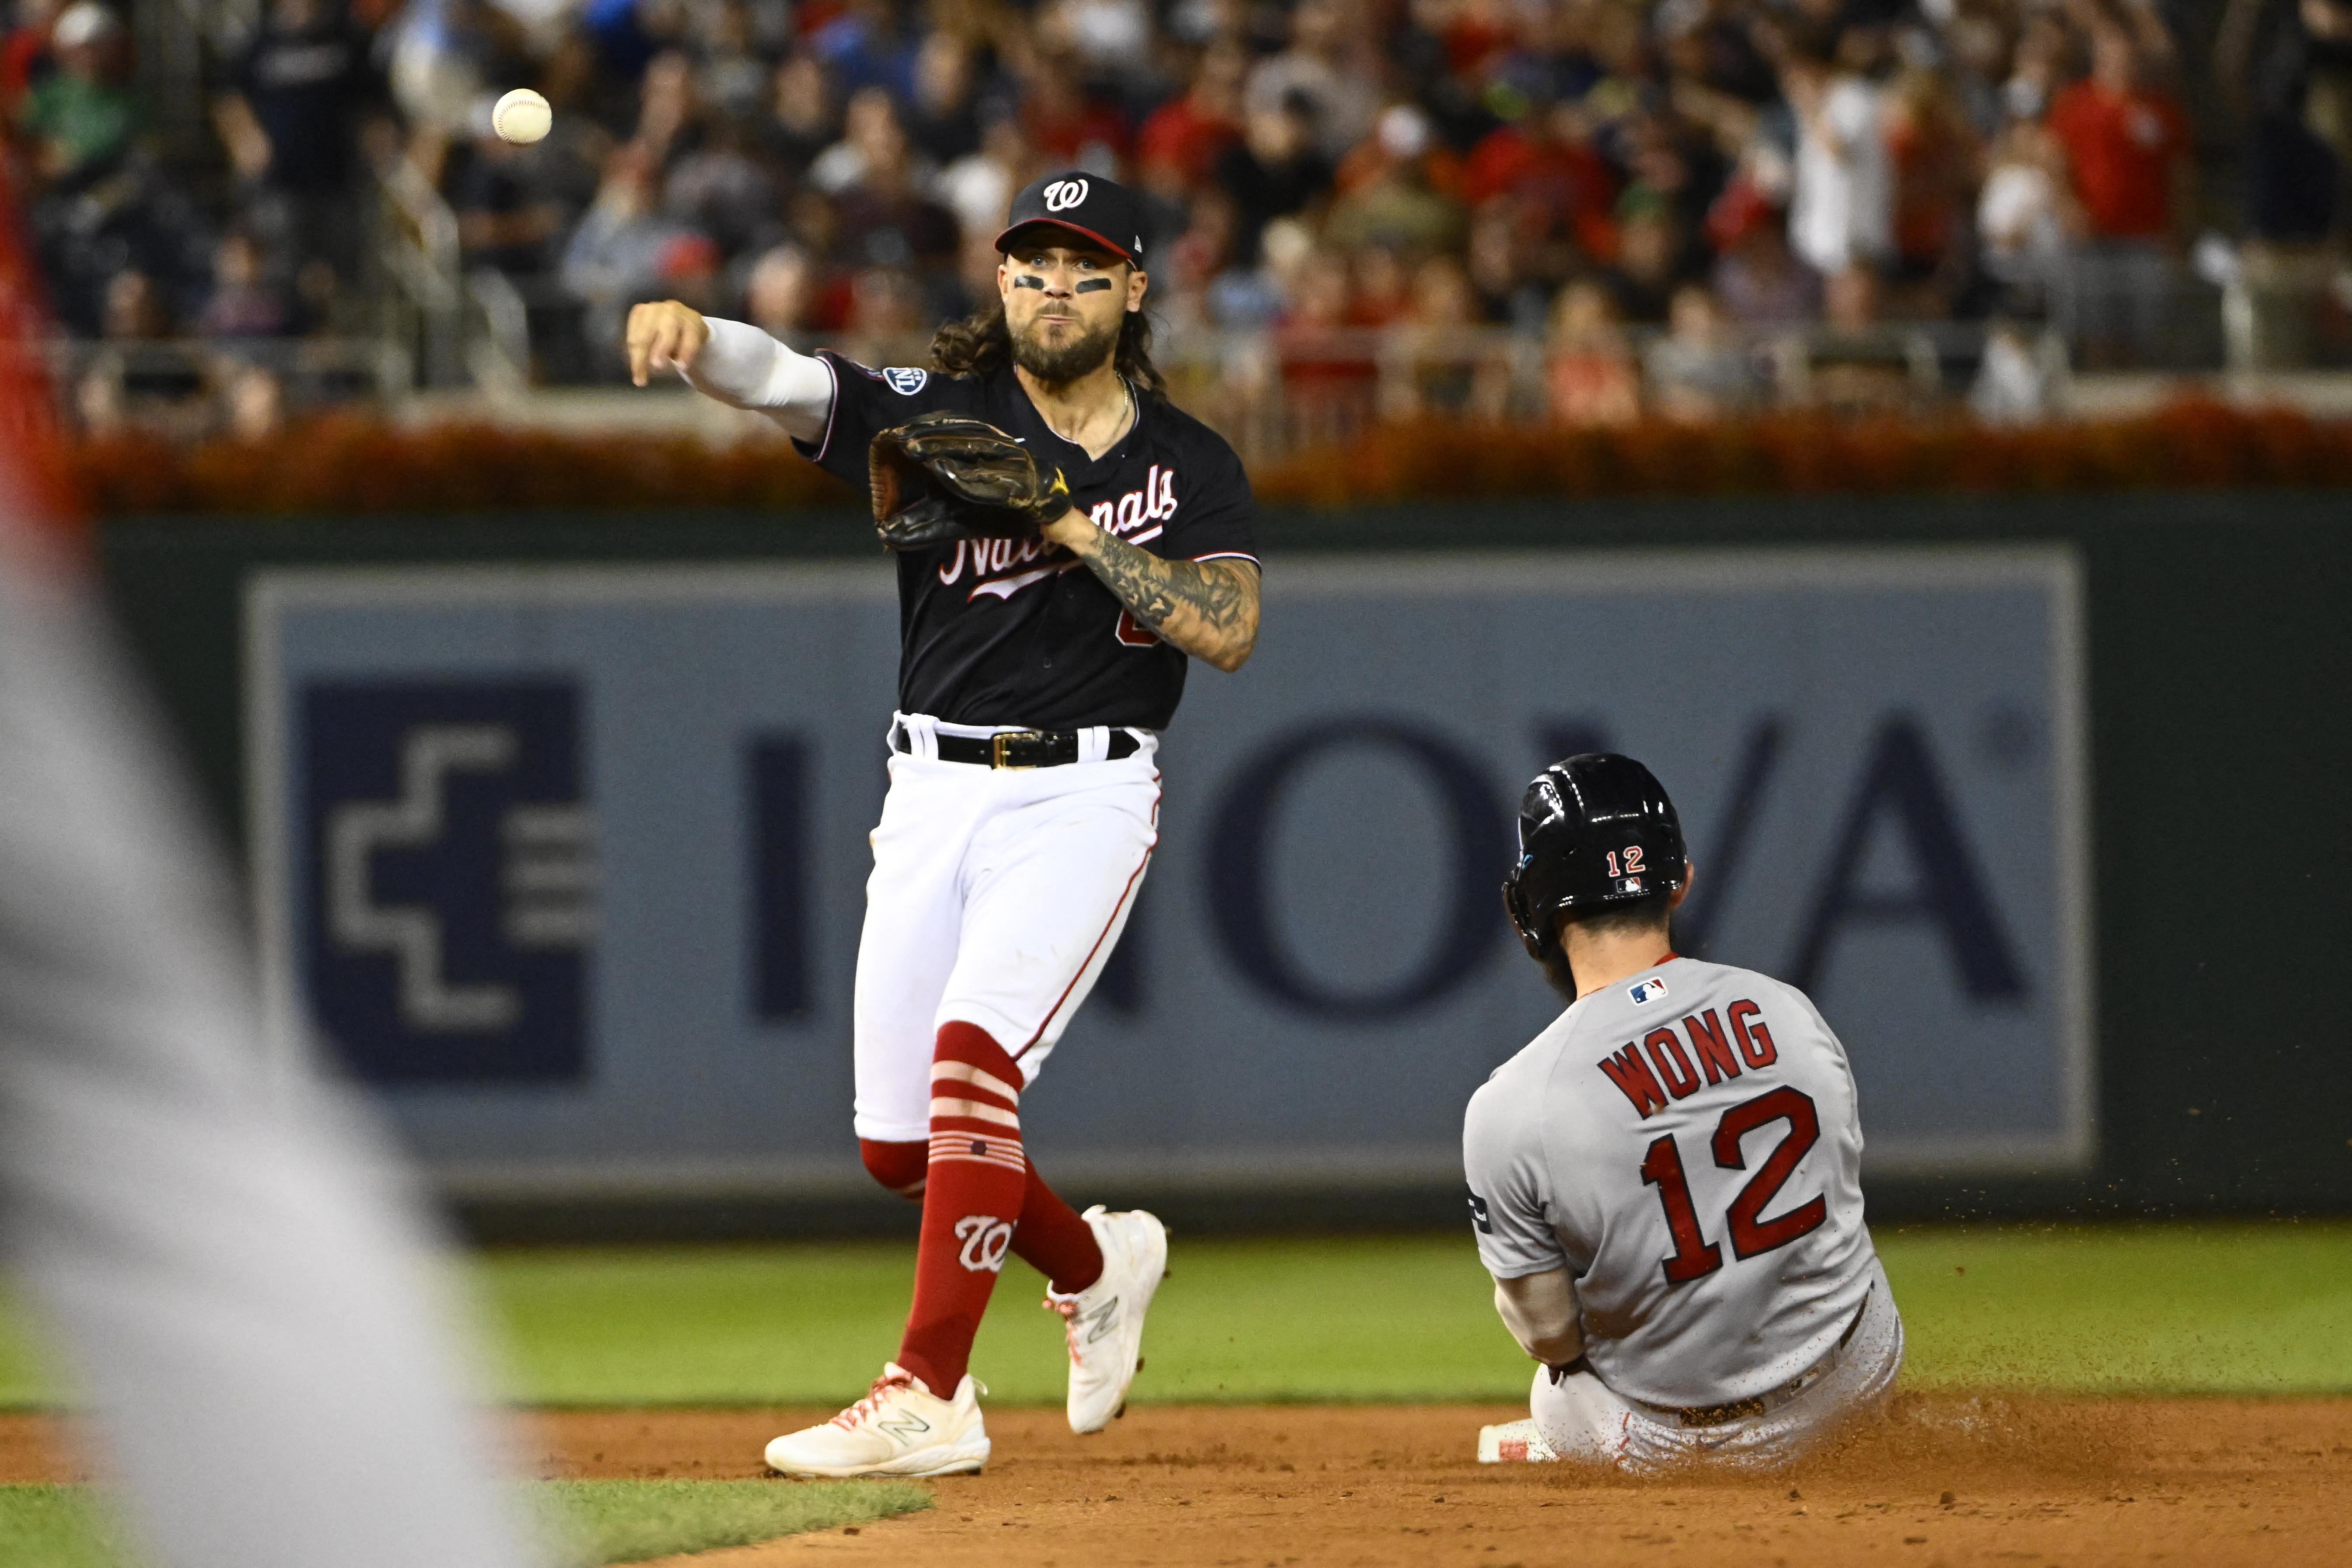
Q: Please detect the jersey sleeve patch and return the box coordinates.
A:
[801,351,964,488]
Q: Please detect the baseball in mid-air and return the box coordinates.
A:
[492,88,552,145]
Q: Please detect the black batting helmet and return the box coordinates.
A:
[1502,753,1688,961]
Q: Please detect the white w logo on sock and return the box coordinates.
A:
[954,1215,1014,1273]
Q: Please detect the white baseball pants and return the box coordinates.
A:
[851,713,1161,1143]
[1531,1257,1904,1472]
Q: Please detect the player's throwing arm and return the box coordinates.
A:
[631,173,1260,1479]
[1464,753,1904,1472]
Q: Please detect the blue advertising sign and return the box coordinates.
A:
[248,550,2090,1199]
[302,679,591,1082]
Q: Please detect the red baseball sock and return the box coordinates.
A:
[859,1138,926,1199]
[864,1137,1101,1294]
[1016,1159,1104,1295]
[896,1022,1027,1397]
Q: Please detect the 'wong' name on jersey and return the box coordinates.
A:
[1597,998,1781,1117]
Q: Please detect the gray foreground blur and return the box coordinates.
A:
[0,540,536,1568]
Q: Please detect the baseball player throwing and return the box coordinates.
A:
[1466,753,1902,1470]
[627,172,1259,1477]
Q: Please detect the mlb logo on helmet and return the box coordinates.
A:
[1627,977,1668,1005]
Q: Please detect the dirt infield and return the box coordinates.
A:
[6,1397,2349,1566]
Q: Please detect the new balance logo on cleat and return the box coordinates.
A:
[1051,1207,1168,1434]
[874,1408,931,1441]
[763,1362,991,1479]
[1075,1297,1120,1347]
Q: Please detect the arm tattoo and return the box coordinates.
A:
[1075,531,1259,664]
[1085,534,1249,632]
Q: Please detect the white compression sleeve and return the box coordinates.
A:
[683,317,835,442]
[1494,1270,1584,1366]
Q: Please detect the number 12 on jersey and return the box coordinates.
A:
[1638,1086,1828,1285]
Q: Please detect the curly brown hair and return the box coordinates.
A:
[929,298,1169,400]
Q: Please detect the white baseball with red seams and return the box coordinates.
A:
[490,88,551,144]
[851,713,1161,1141]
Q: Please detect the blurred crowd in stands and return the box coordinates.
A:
[17,0,2352,439]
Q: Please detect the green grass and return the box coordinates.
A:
[1875,1221,2352,1395]
[0,1487,133,1568]
[478,1220,2352,1404]
[0,1480,928,1568]
[537,1479,927,1563]
[0,1222,2345,1412]
[480,1234,1540,1406]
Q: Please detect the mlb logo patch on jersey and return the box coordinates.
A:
[883,367,929,395]
[1627,976,1668,1005]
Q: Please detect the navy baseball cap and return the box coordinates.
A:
[995,172,1147,267]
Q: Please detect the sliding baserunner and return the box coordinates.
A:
[1467,753,1902,1470]
[628,171,1260,1477]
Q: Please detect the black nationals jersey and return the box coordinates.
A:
[798,353,1259,730]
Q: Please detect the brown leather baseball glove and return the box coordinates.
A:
[868,412,1072,551]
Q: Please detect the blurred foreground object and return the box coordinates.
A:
[0,164,540,1568]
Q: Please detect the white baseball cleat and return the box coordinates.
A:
[1045,1205,1168,1434]
[763,1363,990,1478]
[1477,1418,1559,1463]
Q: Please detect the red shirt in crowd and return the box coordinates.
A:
[2046,81,2189,239]
[1025,94,1131,170]
[1136,94,1239,188]
[1461,123,1619,261]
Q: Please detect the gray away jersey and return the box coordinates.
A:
[1464,955,1879,1409]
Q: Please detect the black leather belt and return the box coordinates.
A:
[1634,1287,1873,1430]
[894,725,1142,769]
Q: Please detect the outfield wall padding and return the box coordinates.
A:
[95,492,2352,1230]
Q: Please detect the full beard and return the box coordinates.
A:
[1538,945,1580,1005]
[1010,311,1120,384]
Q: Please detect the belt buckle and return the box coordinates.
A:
[990,730,1045,769]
